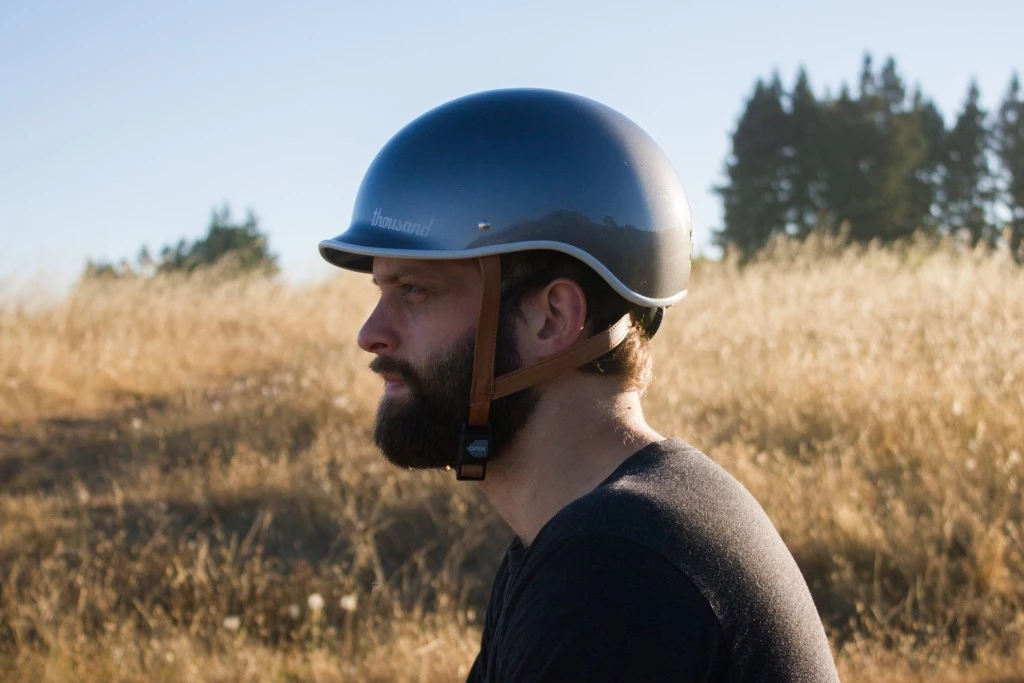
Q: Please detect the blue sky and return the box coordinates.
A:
[1,0,1021,293]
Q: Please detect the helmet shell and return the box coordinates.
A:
[319,88,692,307]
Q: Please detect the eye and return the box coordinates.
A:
[400,283,428,300]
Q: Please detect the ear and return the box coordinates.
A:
[516,278,588,363]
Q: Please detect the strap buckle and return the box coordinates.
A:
[456,423,492,481]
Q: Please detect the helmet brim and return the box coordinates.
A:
[319,236,687,309]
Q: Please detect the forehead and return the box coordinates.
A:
[370,257,478,284]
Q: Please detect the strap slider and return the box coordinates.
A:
[456,423,492,481]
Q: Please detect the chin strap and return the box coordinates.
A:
[455,255,632,481]
[456,256,501,481]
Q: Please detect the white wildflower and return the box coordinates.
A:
[339,593,358,613]
[307,593,325,612]
[222,616,241,632]
[287,603,302,620]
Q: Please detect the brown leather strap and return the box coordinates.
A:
[467,255,502,427]
[492,313,632,399]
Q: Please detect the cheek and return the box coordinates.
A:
[425,299,479,344]
[384,288,481,362]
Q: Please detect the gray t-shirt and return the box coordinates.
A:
[467,439,839,682]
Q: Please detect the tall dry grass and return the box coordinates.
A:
[1,237,1023,681]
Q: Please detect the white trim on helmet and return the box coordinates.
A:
[318,237,688,309]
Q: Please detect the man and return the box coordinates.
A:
[320,89,839,681]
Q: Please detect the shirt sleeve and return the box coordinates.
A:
[493,533,729,683]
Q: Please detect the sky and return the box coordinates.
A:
[1,0,1021,295]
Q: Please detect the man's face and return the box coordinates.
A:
[358,258,538,470]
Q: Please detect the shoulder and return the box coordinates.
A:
[522,439,840,680]
[540,439,774,561]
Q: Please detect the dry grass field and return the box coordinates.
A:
[1,236,1023,682]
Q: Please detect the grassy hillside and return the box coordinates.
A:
[2,237,1022,681]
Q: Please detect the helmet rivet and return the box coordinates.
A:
[478,221,490,231]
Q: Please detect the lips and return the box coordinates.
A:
[370,357,416,395]
[379,372,409,395]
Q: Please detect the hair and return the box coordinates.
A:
[498,251,654,393]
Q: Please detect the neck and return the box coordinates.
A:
[477,376,663,545]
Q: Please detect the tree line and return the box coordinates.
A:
[715,54,1024,261]
[84,205,278,279]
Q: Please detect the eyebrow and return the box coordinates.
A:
[371,266,448,287]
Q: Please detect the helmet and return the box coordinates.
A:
[320,88,692,480]
[320,88,692,307]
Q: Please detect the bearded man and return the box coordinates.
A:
[320,88,839,682]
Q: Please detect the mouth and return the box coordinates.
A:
[379,372,409,395]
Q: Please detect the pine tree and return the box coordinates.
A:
[858,53,876,101]
[879,58,906,114]
[819,82,877,240]
[868,58,930,240]
[995,72,1024,260]
[785,69,825,237]
[819,56,930,242]
[942,81,995,244]
[715,75,790,255]
[907,88,946,236]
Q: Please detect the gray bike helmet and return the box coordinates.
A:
[320,88,693,480]
[320,88,692,307]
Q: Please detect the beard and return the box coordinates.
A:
[369,327,538,470]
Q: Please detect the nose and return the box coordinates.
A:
[357,298,399,355]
